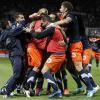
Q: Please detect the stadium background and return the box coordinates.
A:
[0,0,100,57]
[0,0,100,27]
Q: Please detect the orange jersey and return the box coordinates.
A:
[31,20,48,50]
[47,27,66,52]
[89,37,100,42]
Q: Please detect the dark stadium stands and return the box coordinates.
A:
[0,0,100,27]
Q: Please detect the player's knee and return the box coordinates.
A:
[41,66,50,74]
[74,62,83,72]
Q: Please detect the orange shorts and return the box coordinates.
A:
[92,51,100,60]
[70,41,83,62]
[44,54,66,73]
[27,43,42,67]
[95,52,100,60]
[82,48,92,65]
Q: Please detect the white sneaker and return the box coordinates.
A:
[93,85,100,93]
[73,86,85,95]
[48,89,62,98]
[87,90,95,97]
[10,92,15,96]
[24,90,30,98]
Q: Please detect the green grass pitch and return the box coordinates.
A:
[0,58,100,100]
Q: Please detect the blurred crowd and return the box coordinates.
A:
[0,0,100,27]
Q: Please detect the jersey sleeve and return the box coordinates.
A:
[30,27,55,39]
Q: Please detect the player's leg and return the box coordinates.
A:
[42,54,65,98]
[70,42,94,97]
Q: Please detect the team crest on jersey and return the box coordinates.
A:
[72,52,76,58]
[83,55,87,60]
[46,58,52,63]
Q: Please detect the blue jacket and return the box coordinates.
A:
[0,21,26,56]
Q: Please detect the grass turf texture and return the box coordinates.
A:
[0,58,100,100]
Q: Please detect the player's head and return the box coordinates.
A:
[49,13,58,22]
[13,12,25,23]
[60,1,73,13]
[38,8,48,16]
[41,15,52,28]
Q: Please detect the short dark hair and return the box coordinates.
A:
[41,15,52,22]
[62,1,73,12]
[13,12,23,21]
